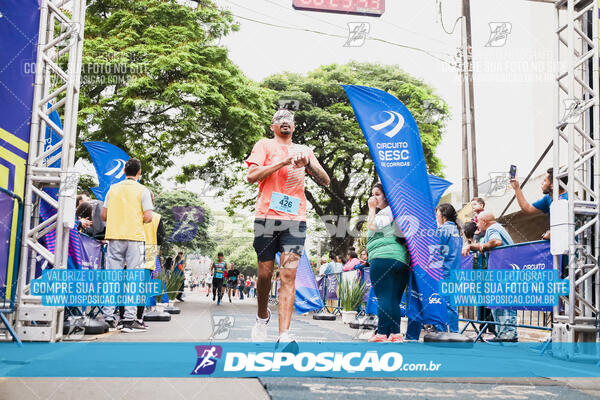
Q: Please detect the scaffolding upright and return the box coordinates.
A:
[14,0,86,341]
[553,0,600,357]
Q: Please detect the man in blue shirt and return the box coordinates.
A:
[510,167,568,239]
[464,211,518,342]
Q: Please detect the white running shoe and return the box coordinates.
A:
[275,330,299,354]
[251,309,271,342]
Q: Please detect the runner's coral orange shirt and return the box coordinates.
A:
[246,138,311,221]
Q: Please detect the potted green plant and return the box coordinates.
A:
[337,277,366,324]
[156,269,185,308]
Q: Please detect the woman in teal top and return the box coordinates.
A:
[366,183,410,343]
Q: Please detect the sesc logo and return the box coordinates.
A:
[428,293,442,305]
[370,111,405,138]
[191,345,222,375]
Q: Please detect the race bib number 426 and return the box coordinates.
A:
[269,192,300,215]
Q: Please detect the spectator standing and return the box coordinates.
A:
[250,276,256,298]
[406,204,463,340]
[227,264,240,302]
[205,272,212,296]
[359,249,369,266]
[366,183,410,343]
[463,211,518,342]
[343,250,361,271]
[238,273,245,300]
[101,158,152,332]
[510,167,568,239]
[142,194,164,326]
[318,257,328,276]
[76,201,94,235]
[470,197,485,241]
[333,255,344,274]
[463,221,496,335]
[245,277,251,297]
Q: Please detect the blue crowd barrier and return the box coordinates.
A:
[459,240,555,341]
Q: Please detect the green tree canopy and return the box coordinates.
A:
[77,0,274,182]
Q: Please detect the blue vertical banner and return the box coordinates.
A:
[82,142,131,201]
[343,85,448,327]
[0,0,41,302]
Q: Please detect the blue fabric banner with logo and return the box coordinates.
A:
[276,252,324,314]
[82,142,131,201]
[487,240,553,311]
[344,85,447,327]
[79,234,102,270]
[325,274,338,300]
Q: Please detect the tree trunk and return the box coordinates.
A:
[327,235,356,260]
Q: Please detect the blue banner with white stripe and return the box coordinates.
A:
[343,85,448,327]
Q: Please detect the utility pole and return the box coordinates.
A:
[460,38,470,205]
[463,0,478,197]
[460,0,478,205]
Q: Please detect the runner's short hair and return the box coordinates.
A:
[272,109,294,125]
[217,252,224,257]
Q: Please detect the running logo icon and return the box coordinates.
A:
[485,22,512,47]
[370,111,405,138]
[191,345,223,375]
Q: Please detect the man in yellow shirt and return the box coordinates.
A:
[101,158,153,333]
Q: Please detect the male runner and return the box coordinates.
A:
[246,109,330,344]
[210,252,227,305]
[226,263,240,303]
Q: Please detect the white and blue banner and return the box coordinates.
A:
[343,85,448,327]
[276,252,324,314]
[82,142,131,201]
[1,342,599,377]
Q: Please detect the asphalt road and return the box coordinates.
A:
[1,289,598,400]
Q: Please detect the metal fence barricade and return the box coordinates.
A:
[459,240,554,341]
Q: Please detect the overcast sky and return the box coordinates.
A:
[206,0,556,193]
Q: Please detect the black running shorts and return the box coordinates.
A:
[253,218,306,262]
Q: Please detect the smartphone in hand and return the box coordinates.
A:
[509,165,517,179]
